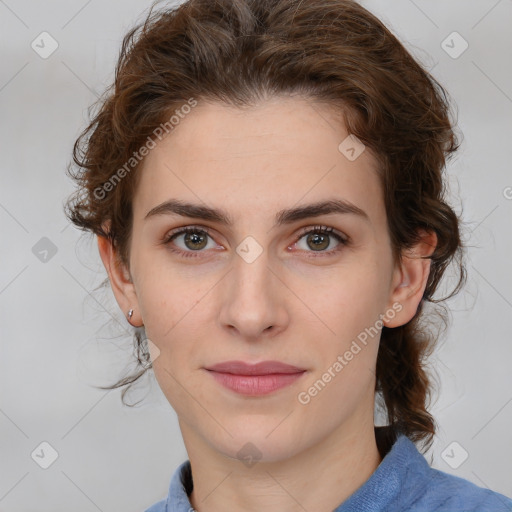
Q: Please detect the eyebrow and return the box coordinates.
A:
[144,198,370,226]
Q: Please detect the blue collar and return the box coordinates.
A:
[334,435,429,511]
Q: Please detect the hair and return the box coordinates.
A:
[64,0,466,454]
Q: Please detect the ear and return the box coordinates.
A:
[97,227,143,327]
[384,229,437,328]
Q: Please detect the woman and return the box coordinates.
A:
[64,0,512,510]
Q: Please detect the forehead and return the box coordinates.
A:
[133,96,385,231]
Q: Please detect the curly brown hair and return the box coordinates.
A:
[64,0,466,454]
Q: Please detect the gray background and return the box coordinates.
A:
[1,0,511,510]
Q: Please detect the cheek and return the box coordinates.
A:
[297,281,383,412]
[135,262,205,337]
[295,264,389,390]
[299,261,387,335]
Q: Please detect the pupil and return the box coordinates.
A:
[309,233,328,251]
[185,232,207,250]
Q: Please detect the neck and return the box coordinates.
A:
[182,418,382,512]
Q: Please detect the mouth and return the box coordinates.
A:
[204,360,307,396]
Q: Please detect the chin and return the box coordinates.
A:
[209,419,306,465]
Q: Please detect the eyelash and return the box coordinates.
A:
[162,225,348,259]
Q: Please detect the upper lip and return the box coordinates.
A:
[205,360,306,375]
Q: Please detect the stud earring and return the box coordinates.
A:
[127,309,134,320]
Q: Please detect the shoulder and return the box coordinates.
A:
[143,460,193,512]
[396,437,512,512]
[366,433,512,512]
[409,466,512,511]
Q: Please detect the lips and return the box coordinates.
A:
[205,360,306,375]
[204,360,307,396]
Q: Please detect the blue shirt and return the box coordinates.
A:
[145,434,512,511]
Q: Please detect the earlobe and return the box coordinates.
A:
[384,230,437,328]
[97,234,142,327]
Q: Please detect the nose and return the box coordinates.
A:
[218,246,289,342]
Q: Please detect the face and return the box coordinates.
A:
[104,95,424,463]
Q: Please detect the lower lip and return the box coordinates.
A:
[206,371,306,396]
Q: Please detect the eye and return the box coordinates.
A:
[162,226,219,258]
[162,224,348,259]
[292,225,347,256]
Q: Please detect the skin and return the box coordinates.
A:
[98,95,436,512]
